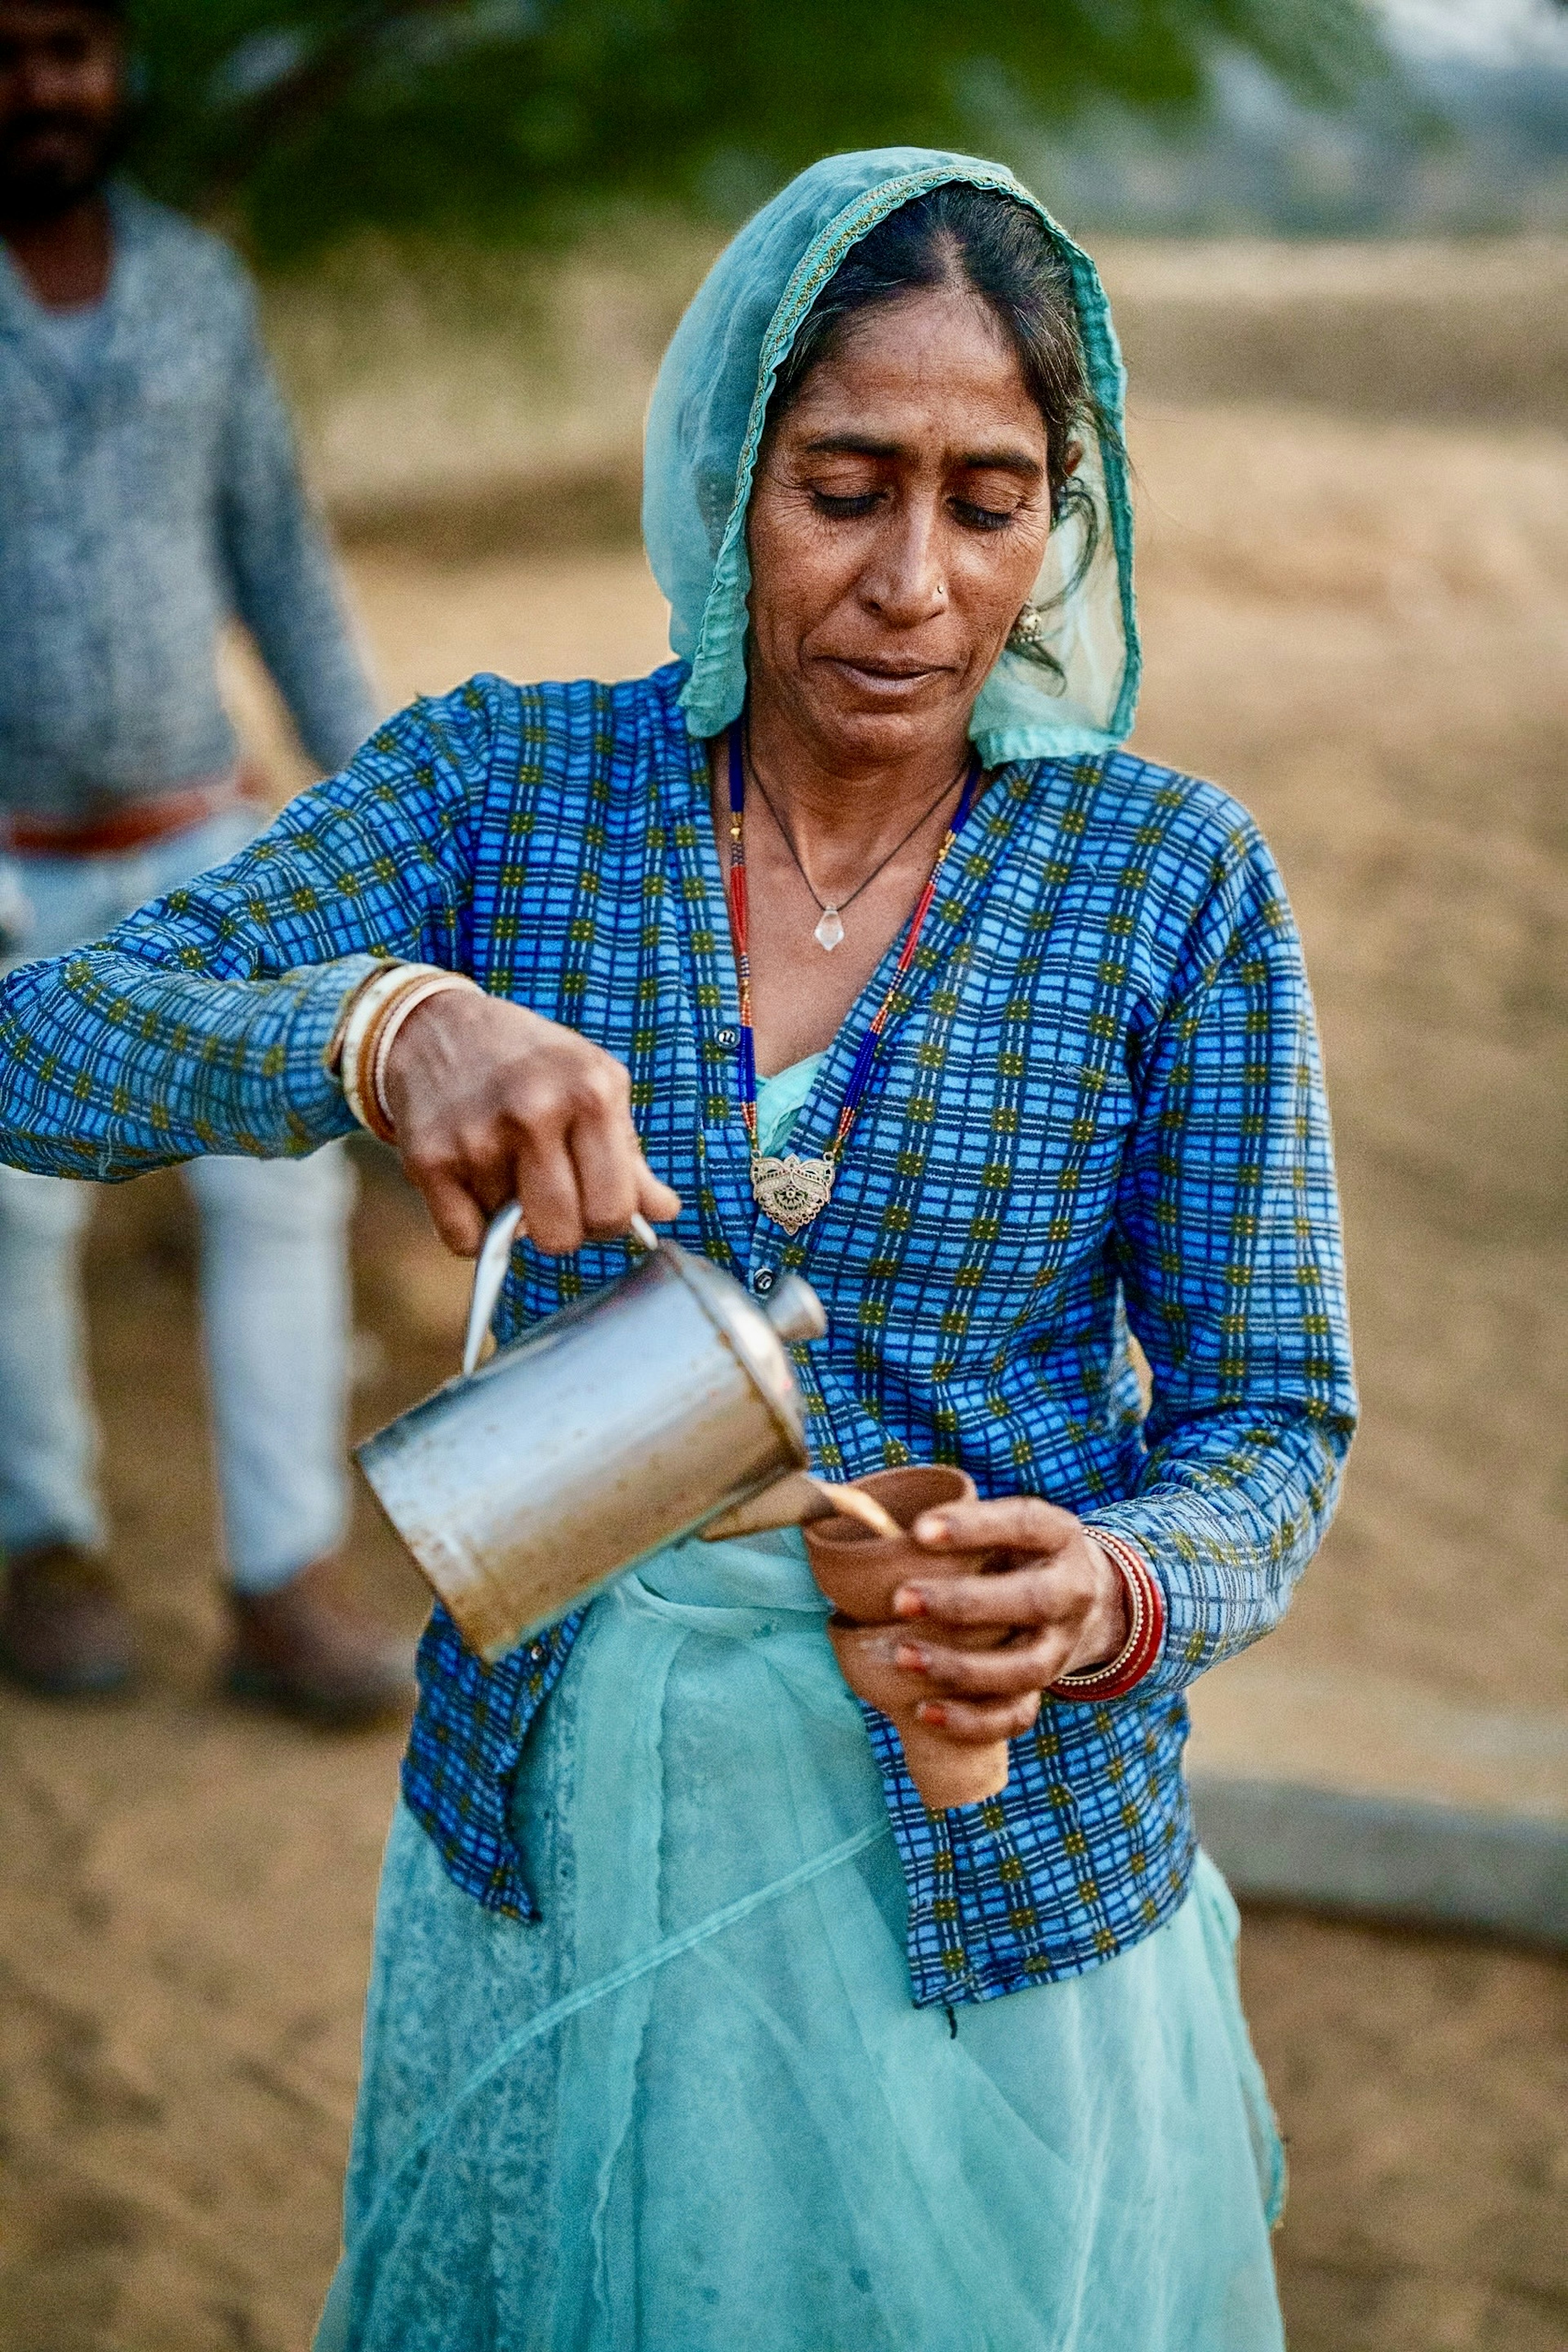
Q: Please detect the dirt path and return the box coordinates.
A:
[3,396,1565,2349]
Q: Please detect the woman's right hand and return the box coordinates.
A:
[381,988,680,1258]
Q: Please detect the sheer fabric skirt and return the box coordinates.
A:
[317,1534,1285,2351]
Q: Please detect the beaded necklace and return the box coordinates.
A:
[724,722,982,1235]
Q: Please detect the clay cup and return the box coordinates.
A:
[805,1466,1014,1811]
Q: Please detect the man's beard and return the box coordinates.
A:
[0,107,129,225]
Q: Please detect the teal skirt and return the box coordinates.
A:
[317,1531,1285,2351]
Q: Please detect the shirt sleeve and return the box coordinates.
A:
[0,688,490,1182]
[1089,824,1357,1694]
[218,279,380,775]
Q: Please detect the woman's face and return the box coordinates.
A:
[745,281,1053,771]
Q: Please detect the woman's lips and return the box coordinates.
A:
[824,658,949,695]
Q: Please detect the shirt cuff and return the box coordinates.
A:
[270,952,387,1146]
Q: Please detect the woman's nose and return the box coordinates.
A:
[860,499,948,626]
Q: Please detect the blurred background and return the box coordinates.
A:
[0,1,1564,2346]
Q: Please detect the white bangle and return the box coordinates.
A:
[370,972,477,1133]
[330,964,411,1130]
[327,961,477,1140]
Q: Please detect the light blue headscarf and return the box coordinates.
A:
[642,147,1139,767]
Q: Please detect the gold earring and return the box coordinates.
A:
[1007,604,1044,653]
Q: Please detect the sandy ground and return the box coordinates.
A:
[2,378,1566,2347]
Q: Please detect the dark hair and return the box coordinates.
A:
[767,184,1112,663]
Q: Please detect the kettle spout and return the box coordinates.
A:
[760,1273,827,1345]
[700,1470,901,1543]
[699,1471,831,1541]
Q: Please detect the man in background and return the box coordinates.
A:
[0,0,411,1721]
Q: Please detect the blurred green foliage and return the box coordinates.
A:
[127,0,1388,263]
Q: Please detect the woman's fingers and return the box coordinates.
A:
[835,1502,1136,1744]
[841,1626,1050,1743]
[519,1119,681,1253]
[893,1560,1073,1630]
[510,1120,592,1256]
[913,1691,1043,1744]
[636,1164,683,1224]
[384,988,680,1256]
[892,1627,1075,1699]
[909,1494,1080,1558]
[417,1162,492,1259]
[558,1061,637,1238]
[567,1085,662,1238]
[893,1535,1130,1683]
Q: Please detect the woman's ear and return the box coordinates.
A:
[1062,440,1085,478]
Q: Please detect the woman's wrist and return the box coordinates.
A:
[325,961,480,1143]
[1067,1536,1131,1670]
[1047,1532,1165,1701]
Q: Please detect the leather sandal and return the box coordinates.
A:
[0,1543,134,1697]
[225,1557,415,1729]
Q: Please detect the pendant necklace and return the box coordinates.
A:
[724,723,981,1235]
[744,717,969,953]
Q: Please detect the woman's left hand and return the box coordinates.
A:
[889,1497,1130,1746]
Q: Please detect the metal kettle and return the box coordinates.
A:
[356,1207,829,1661]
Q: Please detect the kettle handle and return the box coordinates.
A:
[461,1203,660,1377]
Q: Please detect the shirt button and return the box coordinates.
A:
[716,1026,739,1049]
[753,1266,777,1296]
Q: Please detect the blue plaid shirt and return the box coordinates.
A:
[0,664,1355,2004]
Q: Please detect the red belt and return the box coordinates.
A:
[2,769,259,858]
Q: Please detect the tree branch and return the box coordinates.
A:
[202,0,479,200]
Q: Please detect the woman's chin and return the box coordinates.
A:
[798,674,973,768]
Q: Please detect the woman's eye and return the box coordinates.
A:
[810,489,882,519]
[951,499,1018,532]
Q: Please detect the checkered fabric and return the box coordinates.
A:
[0,664,1355,2005]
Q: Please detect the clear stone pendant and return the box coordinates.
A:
[814,905,845,952]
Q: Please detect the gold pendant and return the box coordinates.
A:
[751,1153,835,1235]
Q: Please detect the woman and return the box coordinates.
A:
[0,151,1354,2348]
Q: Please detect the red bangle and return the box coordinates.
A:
[1047,1530,1165,1701]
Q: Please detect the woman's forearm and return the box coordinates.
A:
[1106,831,1356,1691]
[1085,1400,1353,1696]
[0,945,376,1180]
[0,691,488,1182]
